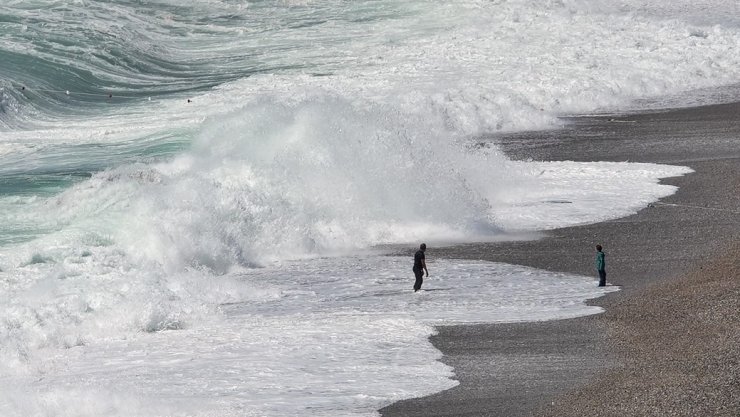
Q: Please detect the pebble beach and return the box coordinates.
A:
[382,100,740,417]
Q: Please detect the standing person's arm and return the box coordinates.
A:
[596,252,605,271]
[422,257,428,277]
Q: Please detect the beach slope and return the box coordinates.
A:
[381,101,740,417]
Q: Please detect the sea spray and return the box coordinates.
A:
[85,97,509,270]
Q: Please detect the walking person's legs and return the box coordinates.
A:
[413,268,424,291]
[598,269,606,287]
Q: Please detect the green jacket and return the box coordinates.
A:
[595,251,605,271]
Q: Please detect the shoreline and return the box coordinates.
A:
[380,101,740,416]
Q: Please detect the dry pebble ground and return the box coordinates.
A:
[541,243,740,417]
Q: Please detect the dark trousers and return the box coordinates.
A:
[413,267,424,291]
[598,269,606,287]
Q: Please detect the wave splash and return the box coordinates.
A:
[65,97,506,270]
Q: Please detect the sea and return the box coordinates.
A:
[1,1,738,416]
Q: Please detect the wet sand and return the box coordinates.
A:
[380,101,740,416]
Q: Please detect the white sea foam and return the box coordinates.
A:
[490,161,693,231]
[1,256,617,417]
[0,99,692,268]
[1,0,739,150]
[0,144,683,415]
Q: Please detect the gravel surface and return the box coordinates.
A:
[380,101,740,417]
[539,242,740,417]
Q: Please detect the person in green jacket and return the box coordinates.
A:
[595,244,606,286]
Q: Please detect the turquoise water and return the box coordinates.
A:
[1,1,435,208]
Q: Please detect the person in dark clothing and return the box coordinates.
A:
[595,244,606,286]
[413,243,429,292]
